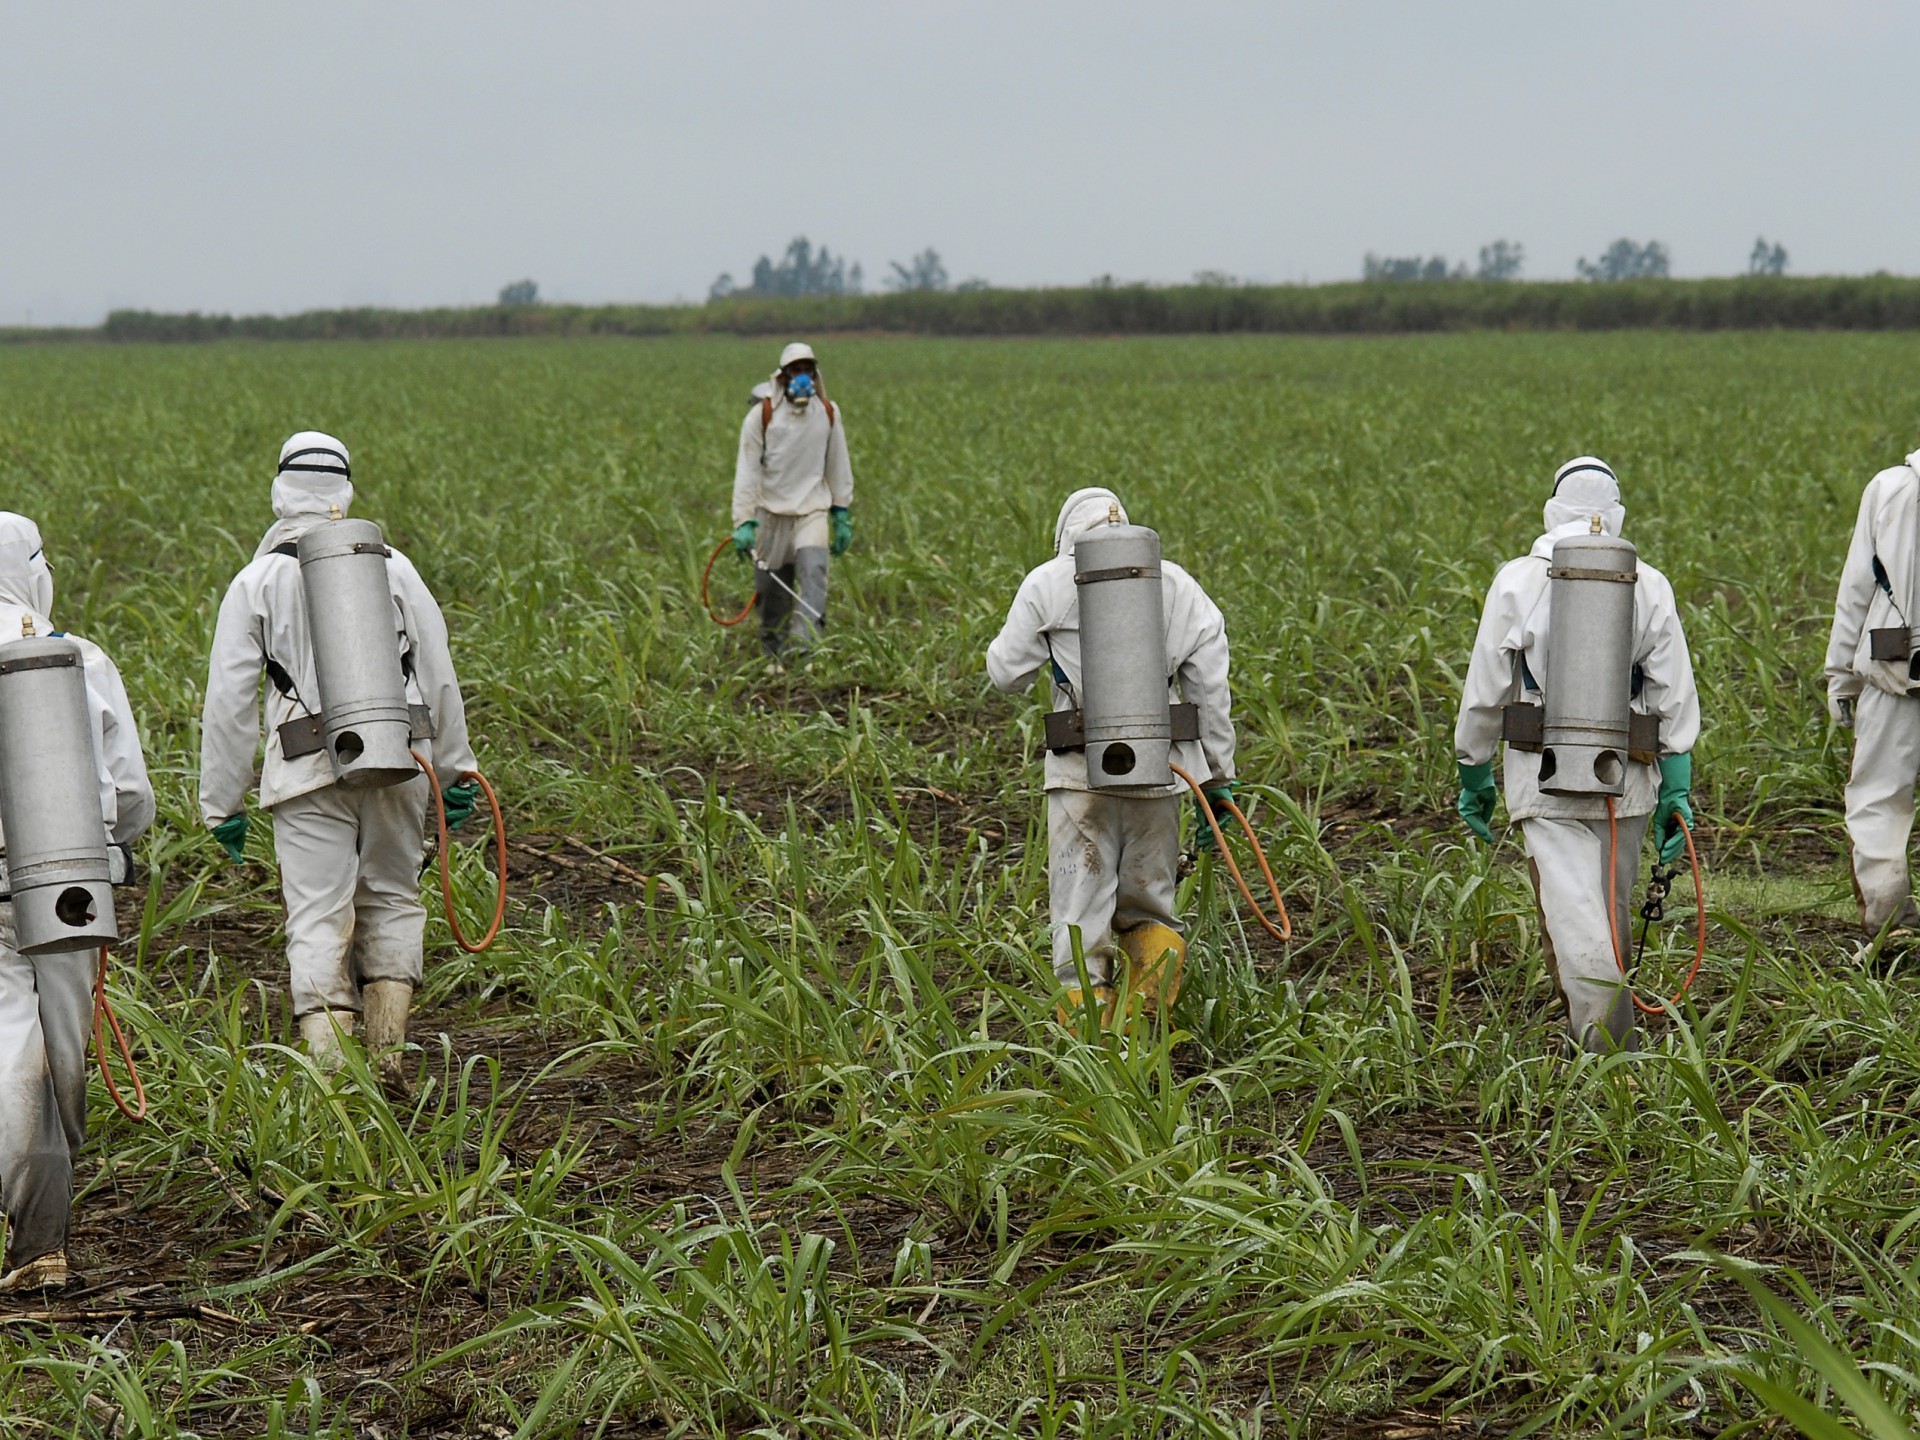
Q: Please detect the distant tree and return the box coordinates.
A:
[708,237,861,302]
[888,248,950,293]
[1576,239,1671,281]
[1363,253,1467,282]
[1749,237,1789,277]
[954,277,992,293]
[497,279,539,306]
[1191,269,1243,287]
[1476,240,1524,281]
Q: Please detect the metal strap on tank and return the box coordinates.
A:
[1074,565,1160,585]
[1546,566,1638,583]
[350,541,394,557]
[0,651,77,675]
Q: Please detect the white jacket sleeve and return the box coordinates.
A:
[986,573,1052,694]
[1173,589,1235,786]
[732,409,764,526]
[199,576,265,825]
[1826,478,1882,703]
[394,559,477,789]
[1636,574,1701,757]
[1455,574,1516,768]
[95,659,154,845]
[825,411,854,510]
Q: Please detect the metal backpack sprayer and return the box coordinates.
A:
[1043,507,1290,1014]
[0,625,146,1116]
[289,516,508,952]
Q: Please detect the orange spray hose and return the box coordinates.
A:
[412,753,508,953]
[93,946,146,1122]
[1606,797,1706,1016]
[701,536,757,627]
[1170,763,1292,943]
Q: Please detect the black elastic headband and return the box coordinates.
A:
[1550,461,1616,497]
[277,446,350,479]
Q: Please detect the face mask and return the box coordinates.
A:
[786,372,816,402]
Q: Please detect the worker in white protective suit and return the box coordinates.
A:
[986,488,1236,1022]
[199,433,478,1084]
[1824,446,1920,939]
[0,515,153,1293]
[1454,458,1700,1052]
[730,341,856,663]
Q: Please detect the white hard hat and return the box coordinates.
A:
[778,342,817,369]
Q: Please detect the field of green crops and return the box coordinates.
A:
[0,331,1916,1437]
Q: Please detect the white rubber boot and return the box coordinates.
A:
[298,1009,356,1073]
[0,1250,69,1293]
[362,980,413,1095]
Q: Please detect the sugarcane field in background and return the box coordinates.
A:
[0,330,1915,1435]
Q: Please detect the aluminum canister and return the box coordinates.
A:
[0,637,117,953]
[1074,520,1172,791]
[1541,530,1639,797]
[297,518,417,788]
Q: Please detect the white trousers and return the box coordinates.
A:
[1521,812,1648,1052]
[273,779,429,1018]
[1047,789,1182,986]
[1845,686,1920,933]
[0,911,92,1269]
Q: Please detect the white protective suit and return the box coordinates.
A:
[0,515,153,1274]
[1825,452,1920,931]
[987,489,1236,987]
[199,434,476,1019]
[731,369,855,657]
[1454,462,1700,1049]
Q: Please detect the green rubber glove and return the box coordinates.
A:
[829,506,853,557]
[211,812,248,865]
[1193,780,1238,852]
[443,781,480,832]
[1456,761,1497,844]
[732,520,759,558]
[1654,752,1693,864]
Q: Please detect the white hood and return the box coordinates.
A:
[0,513,54,630]
[1053,487,1128,558]
[256,431,354,558]
[1542,456,1625,538]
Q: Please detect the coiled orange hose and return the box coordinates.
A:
[1170,762,1292,942]
[93,946,146,1122]
[701,536,757,627]
[1606,798,1706,1016]
[412,752,507,953]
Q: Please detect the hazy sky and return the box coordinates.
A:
[5,1,1917,324]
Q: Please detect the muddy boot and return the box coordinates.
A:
[1119,923,1187,1014]
[298,1009,356,1074]
[362,980,414,1098]
[0,1250,70,1294]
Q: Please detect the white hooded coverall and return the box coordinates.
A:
[732,390,854,657]
[0,515,154,1272]
[987,489,1236,988]
[199,438,476,1020]
[1825,453,1920,932]
[1454,471,1700,1049]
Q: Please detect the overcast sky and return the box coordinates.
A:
[4,1,1916,324]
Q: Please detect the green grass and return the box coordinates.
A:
[0,330,1913,1436]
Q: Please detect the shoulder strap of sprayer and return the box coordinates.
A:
[759,394,838,464]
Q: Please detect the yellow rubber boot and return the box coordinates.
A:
[1119,924,1186,1013]
[1056,984,1118,1029]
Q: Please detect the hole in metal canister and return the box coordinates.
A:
[1594,750,1624,788]
[1538,748,1558,784]
[1100,743,1137,776]
[335,731,365,764]
[54,887,96,927]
